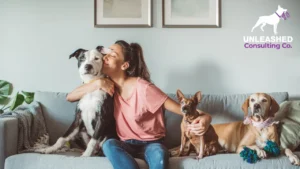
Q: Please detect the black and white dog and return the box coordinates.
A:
[38,46,117,157]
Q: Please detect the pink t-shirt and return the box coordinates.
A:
[114,77,168,141]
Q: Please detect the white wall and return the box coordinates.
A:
[0,0,299,99]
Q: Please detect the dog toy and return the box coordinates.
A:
[240,140,280,164]
[240,147,260,164]
[264,140,280,157]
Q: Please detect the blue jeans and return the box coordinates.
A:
[102,138,169,169]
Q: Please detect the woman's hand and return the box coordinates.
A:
[95,78,115,96]
[186,110,212,136]
[66,78,115,102]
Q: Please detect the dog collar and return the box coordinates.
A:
[275,11,290,20]
[243,117,279,130]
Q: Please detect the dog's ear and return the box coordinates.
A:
[96,46,103,53]
[269,96,279,117]
[193,91,202,103]
[96,46,112,55]
[176,89,185,102]
[69,49,87,60]
[242,96,250,117]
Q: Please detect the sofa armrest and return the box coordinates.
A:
[0,117,18,169]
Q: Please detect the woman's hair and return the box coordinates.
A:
[115,40,151,82]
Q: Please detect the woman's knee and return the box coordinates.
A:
[145,143,169,168]
[102,138,121,155]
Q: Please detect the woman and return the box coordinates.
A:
[66,40,212,169]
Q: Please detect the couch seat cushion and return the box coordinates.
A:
[168,152,300,169]
[5,152,148,169]
[5,152,300,169]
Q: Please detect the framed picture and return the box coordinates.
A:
[162,0,221,28]
[94,0,152,28]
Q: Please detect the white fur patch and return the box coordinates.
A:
[99,136,107,147]
[78,90,107,136]
[81,138,97,157]
[256,129,268,148]
[66,128,80,141]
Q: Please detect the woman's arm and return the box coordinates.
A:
[163,97,212,136]
[162,97,183,116]
[66,78,114,102]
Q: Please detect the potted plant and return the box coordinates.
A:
[0,80,34,114]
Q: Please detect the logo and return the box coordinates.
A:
[243,5,293,50]
[251,5,289,35]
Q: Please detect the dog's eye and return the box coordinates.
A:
[251,98,255,102]
[94,57,99,60]
[262,99,267,102]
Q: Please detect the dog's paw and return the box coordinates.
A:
[36,148,53,154]
[195,154,204,160]
[289,154,300,166]
[169,150,179,157]
[256,149,267,159]
[34,148,45,154]
[81,151,92,157]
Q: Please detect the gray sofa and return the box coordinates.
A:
[1,91,299,169]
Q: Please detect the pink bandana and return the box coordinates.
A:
[243,117,279,130]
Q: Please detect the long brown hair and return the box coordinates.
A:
[115,40,151,82]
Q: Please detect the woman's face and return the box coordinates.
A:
[102,44,127,76]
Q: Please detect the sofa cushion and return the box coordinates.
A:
[164,92,289,149]
[5,153,148,169]
[275,100,300,150]
[5,152,300,169]
[34,91,78,144]
[167,152,300,169]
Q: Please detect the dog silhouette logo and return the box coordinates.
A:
[251,5,290,35]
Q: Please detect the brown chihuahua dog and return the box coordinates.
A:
[176,89,220,159]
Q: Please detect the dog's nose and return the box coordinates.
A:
[85,64,93,71]
[254,104,260,109]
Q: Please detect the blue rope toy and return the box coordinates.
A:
[240,140,280,164]
[264,140,280,157]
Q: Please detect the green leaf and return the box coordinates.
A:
[0,95,8,103]
[0,80,11,95]
[0,80,12,103]
[21,91,34,98]
[21,91,34,104]
[10,92,25,110]
[25,96,34,104]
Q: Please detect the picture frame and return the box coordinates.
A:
[94,0,152,28]
[162,0,221,28]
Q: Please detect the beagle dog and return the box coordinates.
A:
[213,93,300,165]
